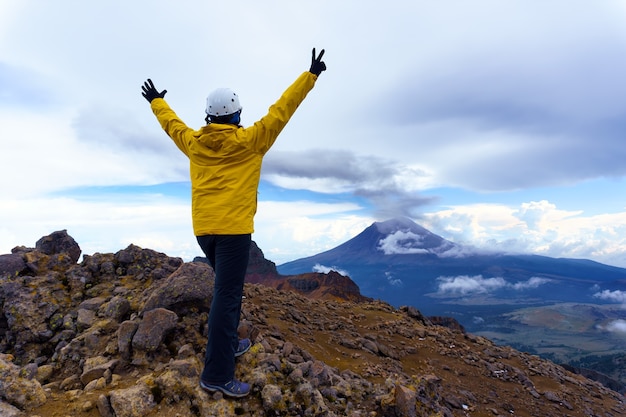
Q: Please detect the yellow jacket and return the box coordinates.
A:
[150,71,318,235]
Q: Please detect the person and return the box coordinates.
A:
[140,48,326,398]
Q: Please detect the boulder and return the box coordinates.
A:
[143,262,215,313]
[35,230,81,263]
[0,354,47,410]
[109,383,156,417]
[132,308,178,352]
[0,254,26,278]
[1,280,58,346]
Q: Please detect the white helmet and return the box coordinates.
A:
[205,88,242,116]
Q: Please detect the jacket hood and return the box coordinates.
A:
[194,123,239,151]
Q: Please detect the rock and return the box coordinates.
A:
[401,305,432,326]
[132,308,178,352]
[117,320,139,360]
[84,377,107,391]
[261,384,284,410]
[0,355,47,409]
[109,383,156,417]
[143,262,214,314]
[154,359,202,406]
[80,356,119,385]
[60,374,81,390]
[195,397,237,416]
[76,308,96,331]
[0,253,26,278]
[96,394,115,417]
[36,364,55,384]
[1,278,60,352]
[99,296,131,322]
[177,344,196,358]
[543,390,561,402]
[395,385,417,417]
[167,359,200,378]
[113,244,183,278]
[310,360,333,386]
[0,401,23,417]
[360,338,379,354]
[35,230,81,263]
[295,382,332,415]
[444,394,464,409]
[78,296,107,311]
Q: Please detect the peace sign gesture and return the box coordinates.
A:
[309,48,327,76]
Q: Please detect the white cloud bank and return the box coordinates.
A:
[424,200,626,268]
[599,319,626,334]
[377,231,430,255]
[436,275,551,296]
[312,264,350,277]
[593,290,626,305]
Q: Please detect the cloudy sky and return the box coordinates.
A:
[2,0,626,267]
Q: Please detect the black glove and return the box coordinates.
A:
[309,48,326,76]
[141,79,167,103]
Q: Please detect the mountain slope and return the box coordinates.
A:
[1,230,624,416]
[278,218,626,378]
[279,217,626,310]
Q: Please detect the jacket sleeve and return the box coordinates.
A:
[247,71,317,154]
[150,98,193,157]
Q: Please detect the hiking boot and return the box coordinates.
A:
[235,338,251,357]
[200,379,250,398]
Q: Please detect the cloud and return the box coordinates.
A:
[253,202,372,264]
[424,200,626,268]
[385,271,403,288]
[263,150,396,191]
[511,277,551,290]
[436,275,551,296]
[434,244,490,259]
[0,194,197,261]
[0,62,56,108]
[362,2,626,192]
[376,229,480,258]
[599,319,626,334]
[377,231,430,255]
[312,264,349,277]
[72,104,177,155]
[593,290,626,305]
[263,149,435,218]
[437,275,508,296]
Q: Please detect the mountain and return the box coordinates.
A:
[279,217,626,310]
[1,230,624,416]
[279,218,626,374]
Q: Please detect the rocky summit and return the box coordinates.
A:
[0,231,624,417]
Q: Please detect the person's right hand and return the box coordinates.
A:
[141,79,167,103]
[309,48,326,76]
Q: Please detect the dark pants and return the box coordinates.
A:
[196,234,251,384]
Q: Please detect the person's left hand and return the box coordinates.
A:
[141,79,167,103]
[309,48,326,76]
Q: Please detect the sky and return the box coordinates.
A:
[2,0,626,268]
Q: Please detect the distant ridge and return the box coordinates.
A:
[279,217,626,299]
[278,217,626,385]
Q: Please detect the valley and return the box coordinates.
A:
[278,218,626,390]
